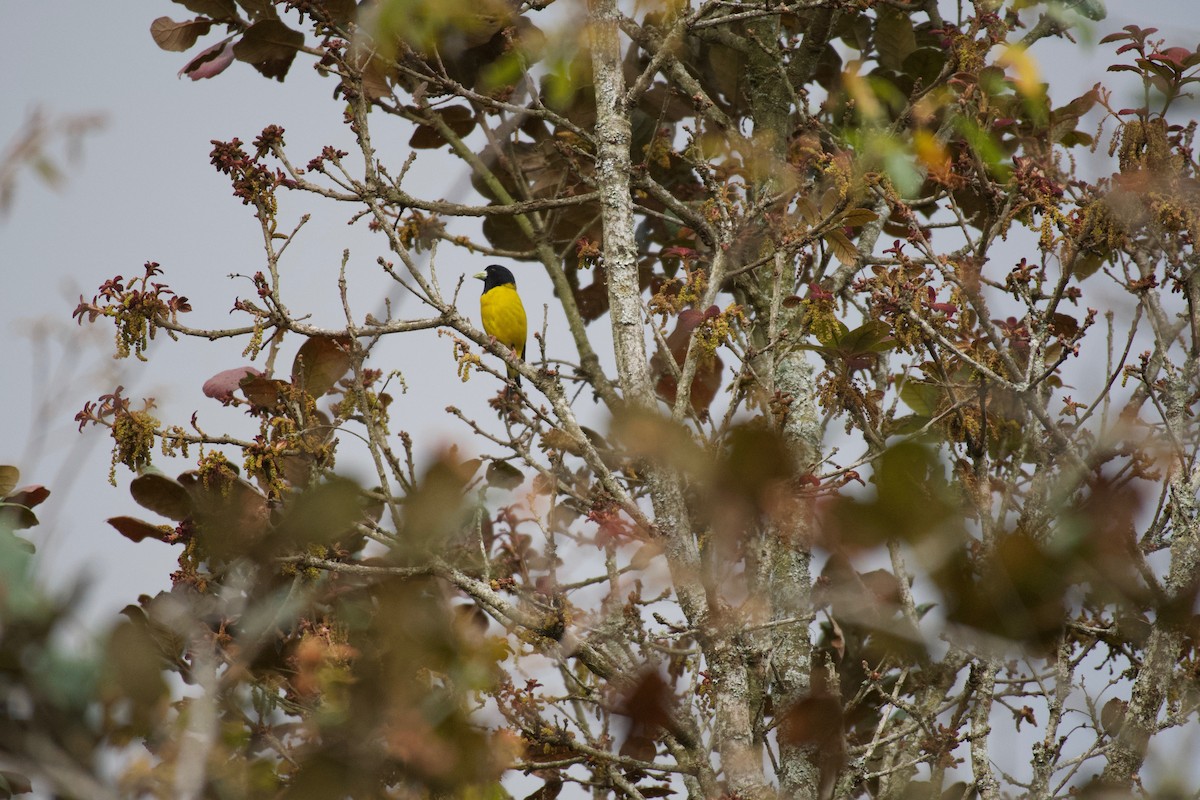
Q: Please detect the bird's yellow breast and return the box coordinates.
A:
[480,283,527,357]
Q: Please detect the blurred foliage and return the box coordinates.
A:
[26,0,1200,798]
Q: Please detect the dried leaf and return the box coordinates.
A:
[108,516,173,544]
[408,105,478,149]
[824,229,859,267]
[172,0,238,19]
[291,335,352,397]
[486,460,525,491]
[0,466,19,498]
[838,207,879,228]
[240,376,289,410]
[130,472,193,522]
[232,18,305,81]
[151,17,214,52]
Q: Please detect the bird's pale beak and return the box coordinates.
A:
[473,271,487,280]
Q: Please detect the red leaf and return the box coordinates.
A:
[3,485,50,510]
[202,366,264,403]
[661,245,700,260]
[180,39,235,80]
[651,308,724,416]
[1153,47,1192,67]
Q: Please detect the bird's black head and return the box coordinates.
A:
[474,264,517,292]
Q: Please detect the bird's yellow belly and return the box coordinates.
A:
[480,285,526,358]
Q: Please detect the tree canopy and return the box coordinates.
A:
[4,0,1200,798]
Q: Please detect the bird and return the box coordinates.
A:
[473,264,527,387]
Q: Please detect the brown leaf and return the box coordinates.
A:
[108,516,173,544]
[827,615,845,661]
[875,5,917,71]
[629,541,664,570]
[1100,698,1126,736]
[172,0,238,19]
[178,470,271,557]
[618,733,656,762]
[617,670,675,732]
[232,18,304,81]
[486,461,525,491]
[234,0,276,20]
[3,485,49,510]
[838,207,880,227]
[651,307,724,416]
[0,466,19,497]
[408,105,478,149]
[824,228,859,267]
[778,694,845,772]
[320,0,358,25]
[291,335,352,398]
[130,472,193,522]
[150,17,214,52]
[523,778,564,800]
[0,770,32,797]
[240,375,289,410]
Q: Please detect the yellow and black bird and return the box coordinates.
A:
[474,264,527,386]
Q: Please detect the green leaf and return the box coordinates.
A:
[839,321,896,354]
[408,105,478,149]
[898,378,941,416]
[902,47,946,88]
[0,504,38,531]
[813,319,850,349]
[1072,249,1107,280]
[956,118,1011,180]
[875,6,916,72]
